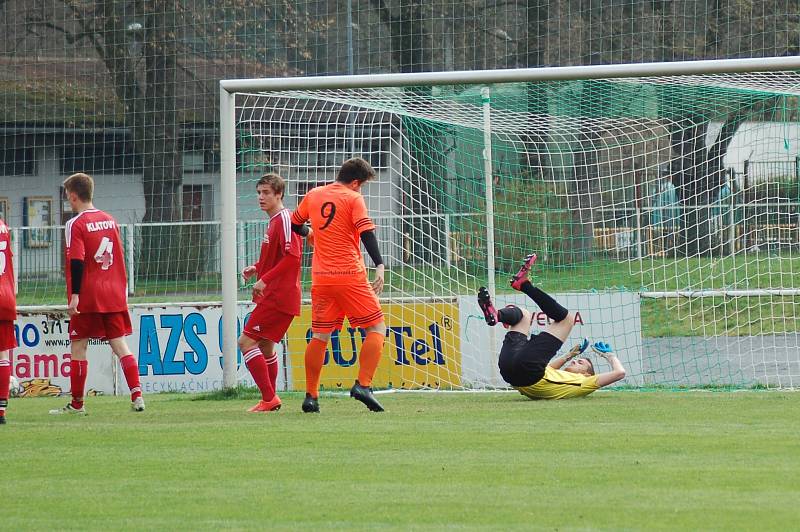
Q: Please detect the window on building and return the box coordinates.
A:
[183,151,219,173]
[59,186,73,224]
[61,140,140,174]
[0,138,35,176]
[184,151,205,173]
[182,184,212,221]
[366,139,390,170]
[204,151,220,172]
[296,181,328,198]
[268,132,391,171]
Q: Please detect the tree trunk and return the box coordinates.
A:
[669,114,713,256]
[134,1,184,280]
[566,79,607,265]
[371,0,446,264]
[521,0,549,178]
[570,121,600,264]
[93,1,186,280]
[563,4,605,266]
[669,94,774,257]
[510,1,551,266]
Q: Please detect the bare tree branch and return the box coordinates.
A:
[369,0,396,26]
[24,19,92,45]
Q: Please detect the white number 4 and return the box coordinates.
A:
[94,237,114,270]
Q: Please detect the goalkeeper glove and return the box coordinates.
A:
[567,338,589,357]
[591,341,613,355]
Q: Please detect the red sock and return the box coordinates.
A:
[244,348,274,401]
[70,359,88,408]
[304,338,327,398]
[264,352,279,394]
[119,355,142,401]
[0,359,10,415]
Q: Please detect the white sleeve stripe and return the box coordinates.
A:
[281,209,291,251]
[64,216,76,248]
[64,210,92,249]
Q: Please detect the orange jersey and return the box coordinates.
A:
[291,182,376,285]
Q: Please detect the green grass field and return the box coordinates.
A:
[6,391,800,530]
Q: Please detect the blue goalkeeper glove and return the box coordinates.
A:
[591,341,613,355]
[567,338,589,357]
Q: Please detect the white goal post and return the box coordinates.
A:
[219,56,800,390]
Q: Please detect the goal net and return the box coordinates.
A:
[224,60,800,391]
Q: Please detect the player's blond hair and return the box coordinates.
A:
[256,173,286,199]
[63,173,94,202]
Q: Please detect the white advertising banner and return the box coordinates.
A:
[12,293,642,396]
[12,313,117,397]
[131,304,269,394]
[458,292,642,387]
[13,304,270,397]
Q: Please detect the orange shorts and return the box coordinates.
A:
[311,282,384,333]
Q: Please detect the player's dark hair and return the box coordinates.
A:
[336,157,376,185]
[63,173,94,202]
[497,305,523,326]
[257,173,286,199]
[582,358,595,376]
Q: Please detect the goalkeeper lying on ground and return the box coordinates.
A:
[478,253,626,400]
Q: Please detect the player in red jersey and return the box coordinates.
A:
[239,173,303,413]
[0,218,17,425]
[291,157,386,413]
[50,173,144,415]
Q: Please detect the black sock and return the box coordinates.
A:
[519,281,568,322]
[497,306,523,326]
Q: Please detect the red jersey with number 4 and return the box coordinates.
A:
[0,219,16,321]
[65,209,128,313]
[254,208,302,316]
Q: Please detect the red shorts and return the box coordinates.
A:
[0,321,17,351]
[243,305,295,343]
[311,282,384,333]
[69,311,132,341]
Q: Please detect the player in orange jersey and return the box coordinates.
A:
[0,217,16,424]
[291,157,386,413]
[50,173,144,415]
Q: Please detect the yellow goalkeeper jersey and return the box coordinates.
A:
[514,366,600,400]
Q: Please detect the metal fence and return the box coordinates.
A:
[592,202,800,259]
[12,221,221,297]
[11,202,800,299]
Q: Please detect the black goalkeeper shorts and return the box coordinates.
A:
[498,330,564,387]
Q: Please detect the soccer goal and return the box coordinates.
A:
[220,57,800,391]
